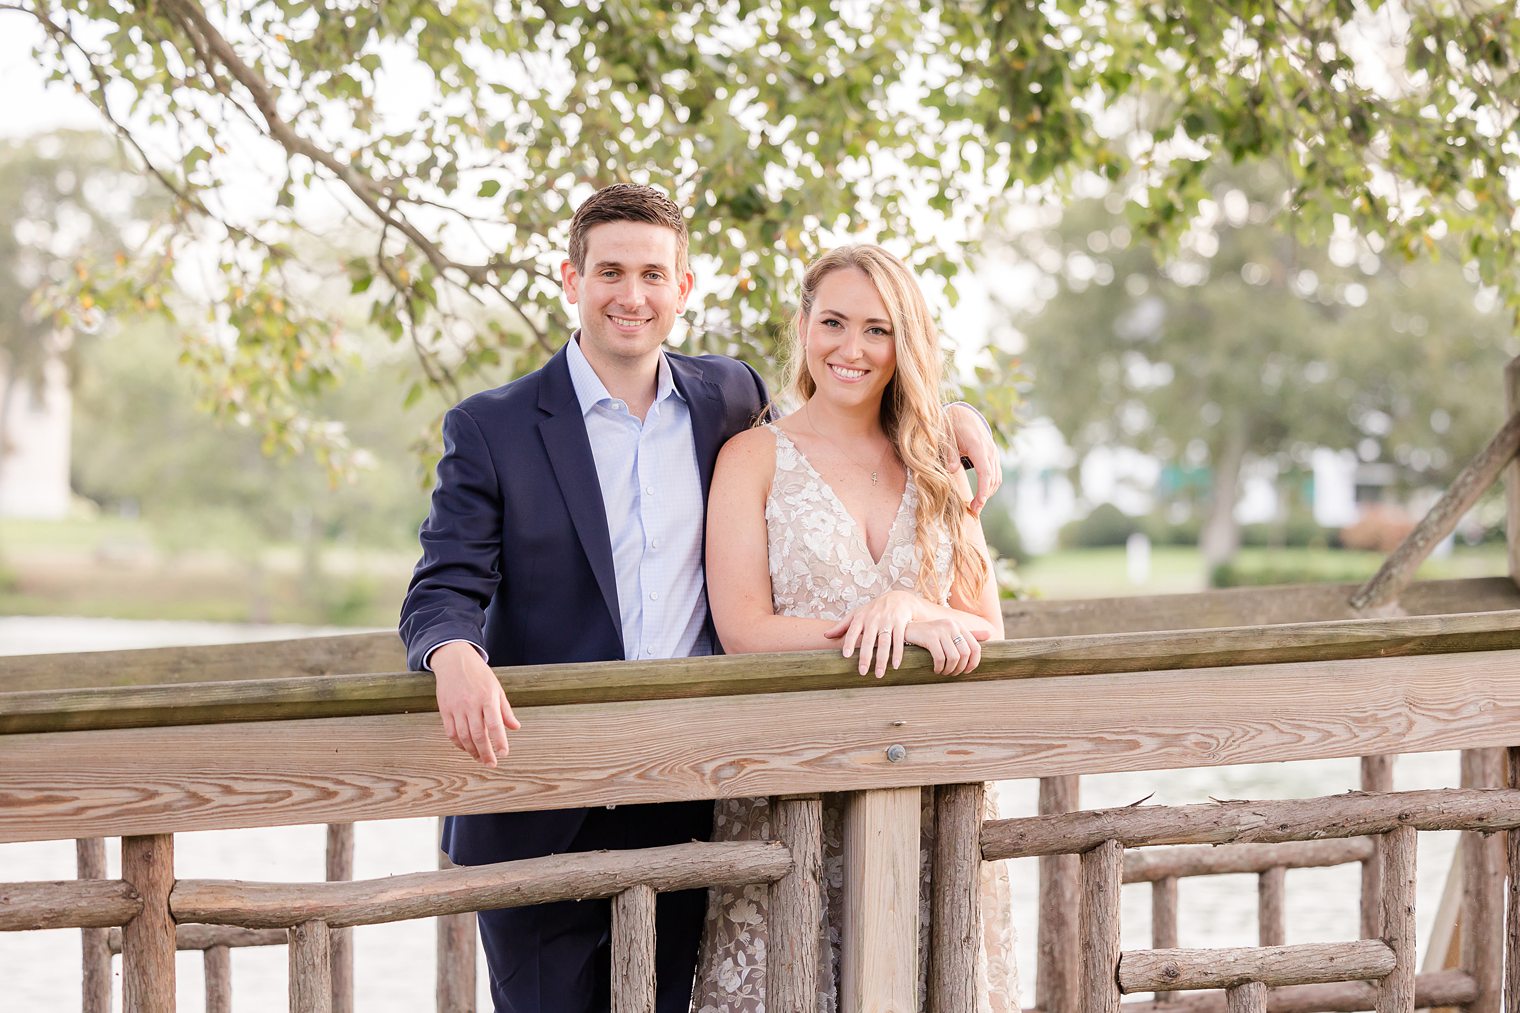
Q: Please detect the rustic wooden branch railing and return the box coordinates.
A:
[7,594,1520,1010]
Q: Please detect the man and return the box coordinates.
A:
[400,183,1000,1013]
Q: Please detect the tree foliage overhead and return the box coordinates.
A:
[11,0,1518,456]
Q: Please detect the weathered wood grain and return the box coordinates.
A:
[929,783,982,1013]
[1258,867,1285,948]
[1004,578,1520,639]
[1460,748,1503,1013]
[1114,969,1478,1012]
[76,837,112,1013]
[107,923,288,953]
[984,787,1520,861]
[172,840,789,928]
[1118,940,1395,992]
[1225,982,1267,1013]
[840,788,919,1013]
[1081,840,1124,1013]
[1374,827,1415,1013]
[767,795,822,1013]
[0,878,142,930]
[290,920,332,1013]
[1123,839,1374,884]
[1508,746,1520,1013]
[1037,775,1080,1013]
[1506,358,1520,587]
[436,833,476,1013]
[122,834,175,1013]
[326,823,354,1013]
[1350,410,1520,612]
[612,885,656,1013]
[11,610,1520,735]
[12,648,1520,844]
[1359,756,1393,940]
[1152,877,1178,951]
[204,944,231,1013]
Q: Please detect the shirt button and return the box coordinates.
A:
[650,538,660,549]
[645,485,655,496]
[645,647,654,655]
[649,591,659,600]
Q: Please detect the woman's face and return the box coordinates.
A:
[802,267,897,411]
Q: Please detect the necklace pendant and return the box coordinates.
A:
[871,470,879,485]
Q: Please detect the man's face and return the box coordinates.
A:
[561,221,693,369]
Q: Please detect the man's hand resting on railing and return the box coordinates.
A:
[431,641,521,767]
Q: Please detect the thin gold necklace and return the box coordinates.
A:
[804,406,892,486]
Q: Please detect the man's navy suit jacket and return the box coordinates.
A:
[399,341,769,866]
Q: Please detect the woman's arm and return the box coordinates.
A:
[705,428,841,654]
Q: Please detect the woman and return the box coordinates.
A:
[695,245,1015,1011]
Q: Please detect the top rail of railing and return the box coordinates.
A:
[4,599,1520,845]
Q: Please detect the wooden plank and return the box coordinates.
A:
[985,788,1520,861]
[205,944,231,1013]
[325,823,354,1013]
[1226,982,1267,1013]
[1258,867,1285,948]
[122,834,175,1013]
[12,647,1520,843]
[1038,775,1081,1013]
[767,795,822,1013]
[840,787,919,1013]
[1081,840,1124,1013]
[436,831,476,1013]
[1351,409,1520,613]
[290,920,333,1013]
[1375,827,1416,1013]
[611,885,656,1013]
[1003,578,1520,639]
[174,840,789,928]
[14,611,1520,736]
[0,878,142,930]
[1117,969,1477,1011]
[930,783,982,1013]
[77,837,112,1013]
[1460,749,1503,1013]
[1508,747,1520,1013]
[0,631,405,692]
[1125,839,1374,883]
[1118,940,1395,992]
[1360,756,1394,940]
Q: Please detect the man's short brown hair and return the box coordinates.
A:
[568,183,690,275]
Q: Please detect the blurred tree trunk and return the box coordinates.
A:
[1201,430,1248,579]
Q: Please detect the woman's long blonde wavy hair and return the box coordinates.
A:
[784,245,988,604]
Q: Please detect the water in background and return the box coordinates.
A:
[2,620,1462,1010]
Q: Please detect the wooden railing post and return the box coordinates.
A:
[840,787,920,1013]
[1461,748,1504,1013]
[290,919,333,1013]
[1038,775,1081,1013]
[326,822,355,1013]
[768,795,822,1013]
[205,943,232,1013]
[1258,866,1286,947]
[437,824,477,1013]
[1361,755,1395,939]
[1080,839,1124,1013]
[76,837,112,1013]
[1152,875,1178,1005]
[1226,981,1268,1013]
[611,884,656,1013]
[1506,746,1520,1013]
[121,833,175,1013]
[930,783,983,1013]
[1376,826,1417,1013]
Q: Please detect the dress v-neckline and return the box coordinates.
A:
[772,426,910,567]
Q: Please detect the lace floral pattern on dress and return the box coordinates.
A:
[693,424,1018,1012]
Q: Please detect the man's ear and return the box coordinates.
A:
[560,259,581,305]
[675,268,694,312]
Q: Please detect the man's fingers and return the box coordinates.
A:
[467,710,497,768]
[500,696,521,732]
[485,710,509,760]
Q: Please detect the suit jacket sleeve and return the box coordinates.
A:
[399,405,504,672]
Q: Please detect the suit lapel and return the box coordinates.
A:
[537,347,623,654]
[670,355,726,498]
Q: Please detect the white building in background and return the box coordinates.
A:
[0,355,71,519]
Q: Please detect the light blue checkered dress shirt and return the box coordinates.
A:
[566,336,712,660]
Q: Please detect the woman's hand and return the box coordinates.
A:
[827,590,924,678]
[905,617,983,675]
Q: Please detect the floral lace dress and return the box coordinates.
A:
[692,425,1019,1013]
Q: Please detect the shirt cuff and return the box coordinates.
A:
[423,639,488,671]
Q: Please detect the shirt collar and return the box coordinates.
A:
[566,332,683,417]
